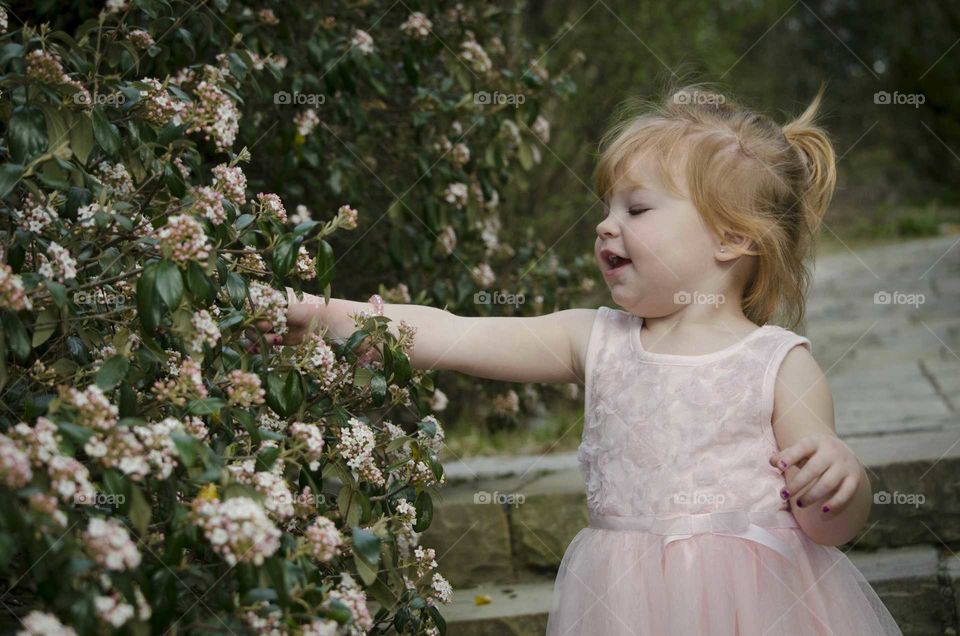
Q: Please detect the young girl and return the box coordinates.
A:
[252,85,903,635]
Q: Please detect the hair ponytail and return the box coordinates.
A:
[781,84,837,229]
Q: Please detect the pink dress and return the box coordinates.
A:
[546,306,903,635]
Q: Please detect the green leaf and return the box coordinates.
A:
[370,373,387,407]
[225,271,246,307]
[187,398,226,415]
[171,431,200,467]
[69,112,96,165]
[32,307,58,347]
[185,261,216,305]
[95,355,129,391]
[164,161,186,198]
[154,259,184,310]
[413,490,433,532]
[44,280,67,308]
[0,164,24,199]
[9,105,48,164]
[354,551,378,586]
[234,214,255,230]
[255,445,280,472]
[264,370,303,417]
[351,526,381,564]
[315,240,335,289]
[271,235,301,277]
[129,484,151,536]
[1,311,30,363]
[91,107,121,155]
[136,263,162,333]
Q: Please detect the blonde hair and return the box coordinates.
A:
[593,82,837,329]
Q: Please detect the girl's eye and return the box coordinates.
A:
[628,207,650,216]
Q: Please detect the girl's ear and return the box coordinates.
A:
[716,231,759,260]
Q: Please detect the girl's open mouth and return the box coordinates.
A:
[601,251,632,277]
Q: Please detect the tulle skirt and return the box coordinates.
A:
[545,525,903,636]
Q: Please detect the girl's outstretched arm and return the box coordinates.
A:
[262,291,598,386]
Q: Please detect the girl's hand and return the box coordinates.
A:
[769,433,864,514]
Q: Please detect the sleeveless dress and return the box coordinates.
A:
[545,306,904,635]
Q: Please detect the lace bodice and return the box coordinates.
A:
[577,306,812,517]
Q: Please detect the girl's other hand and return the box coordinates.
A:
[769,433,863,515]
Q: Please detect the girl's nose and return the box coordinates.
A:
[596,215,618,238]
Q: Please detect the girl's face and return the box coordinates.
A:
[594,157,727,317]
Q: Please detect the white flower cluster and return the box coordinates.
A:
[152,356,208,406]
[295,245,317,280]
[25,49,90,105]
[256,192,287,223]
[400,12,433,39]
[189,309,221,352]
[337,204,358,229]
[470,262,495,287]
[96,161,135,198]
[186,81,241,152]
[59,384,119,432]
[83,517,142,571]
[191,185,226,225]
[294,108,320,137]
[460,32,492,74]
[0,433,32,489]
[12,191,58,233]
[84,416,181,481]
[351,29,375,55]
[226,369,265,407]
[211,163,247,206]
[247,281,288,335]
[336,418,384,487]
[38,242,78,282]
[442,182,468,209]
[155,214,212,264]
[303,515,342,562]
[190,496,281,566]
[0,263,31,311]
[289,421,325,470]
[138,77,185,127]
[9,418,97,506]
[17,610,78,636]
[227,457,295,521]
[327,573,373,634]
[429,572,453,606]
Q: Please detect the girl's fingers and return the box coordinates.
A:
[818,474,857,514]
[794,463,844,509]
[770,435,817,471]
[782,451,829,502]
[255,319,273,332]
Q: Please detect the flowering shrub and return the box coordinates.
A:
[0,3,463,634]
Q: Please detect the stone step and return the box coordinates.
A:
[441,546,951,636]
[422,429,960,589]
